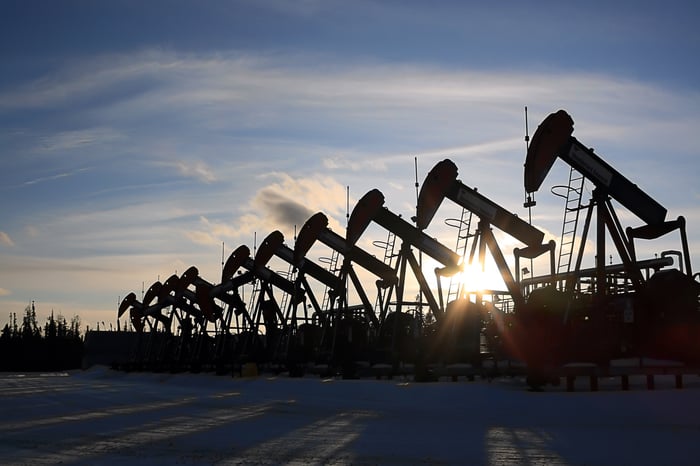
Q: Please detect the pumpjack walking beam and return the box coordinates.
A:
[525,110,666,225]
[346,188,462,322]
[295,212,398,286]
[524,110,684,295]
[418,160,546,247]
[416,159,555,307]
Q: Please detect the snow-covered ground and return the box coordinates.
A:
[1,367,699,465]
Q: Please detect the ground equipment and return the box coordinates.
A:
[516,109,700,385]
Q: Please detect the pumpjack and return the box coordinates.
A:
[120,271,217,372]
[117,278,182,371]
[345,188,463,373]
[199,244,309,372]
[179,247,256,373]
[515,109,700,385]
[118,242,304,373]
[253,229,352,372]
[295,212,398,322]
[295,212,400,373]
[216,240,306,369]
[416,159,555,369]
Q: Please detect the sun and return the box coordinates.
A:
[457,262,487,293]
[451,260,507,299]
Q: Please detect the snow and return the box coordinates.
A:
[1,367,700,465]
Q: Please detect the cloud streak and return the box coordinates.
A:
[23,167,92,186]
[159,159,218,184]
[4,50,698,137]
[0,231,14,247]
[37,127,125,152]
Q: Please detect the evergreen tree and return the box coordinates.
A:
[56,314,67,338]
[45,312,57,339]
[70,315,81,339]
[30,302,40,337]
[0,307,85,371]
[21,305,34,339]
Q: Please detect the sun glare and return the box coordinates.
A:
[453,261,506,298]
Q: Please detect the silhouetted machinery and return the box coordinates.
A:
[255,229,353,373]
[511,109,700,386]
[116,108,698,388]
[118,241,305,372]
[345,188,463,372]
[416,159,555,368]
[294,212,399,372]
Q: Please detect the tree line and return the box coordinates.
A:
[0,303,84,371]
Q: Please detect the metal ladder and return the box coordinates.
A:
[320,248,341,311]
[246,279,261,329]
[373,230,399,312]
[278,264,296,316]
[554,167,586,279]
[446,207,474,303]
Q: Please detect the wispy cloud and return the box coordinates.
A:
[0,50,175,110]
[323,155,388,172]
[2,50,698,187]
[0,231,14,247]
[184,216,243,246]
[163,160,218,184]
[38,127,125,152]
[0,288,10,296]
[5,49,697,136]
[23,167,91,186]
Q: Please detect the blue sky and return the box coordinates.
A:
[1,0,699,330]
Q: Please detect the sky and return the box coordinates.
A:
[1,0,699,331]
